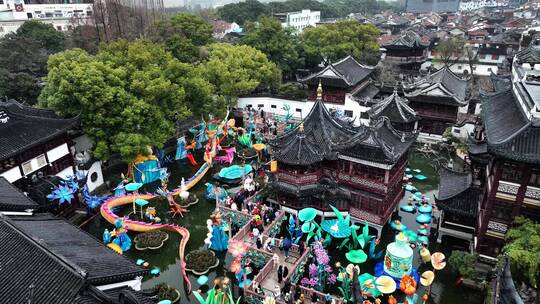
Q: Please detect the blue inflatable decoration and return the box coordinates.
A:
[390,221,407,231]
[406,174,413,179]
[417,228,429,235]
[134,159,161,184]
[415,174,427,180]
[405,168,411,172]
[197,275,209,285]
[209,223,229,251]
[218,164,253,180]
[205,183,228,201]
[158,301,172,304]
[417,235,429,245]
[400,204,416,213]
[405,184,416,192]
[136,259,145,265]
[416,213,432,224]
[102,229,111,244]
[175,136,187,160]
[413,169,422,173]
[150,267,161,275]
[418,204,433,214]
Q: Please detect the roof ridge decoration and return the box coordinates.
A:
[367,88,418,123]
[0,110,8,124]
[515,42,540,65]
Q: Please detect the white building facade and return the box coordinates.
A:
[277,9,320,33]
[0,0,93,37]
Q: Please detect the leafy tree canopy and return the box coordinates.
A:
[39,40,215,162]
[148,12,213,62]
[200,43,281,101]
[16,20,65,53]
[448,250,478,279]
[0,20,65,104]
[323,0,402,16]
[300,20,380,66]
[434,37,466,67]
[504,217,540,288]
[242,16,301,78]
[218,0,337,25]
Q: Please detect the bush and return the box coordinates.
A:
[278,83,307,100]
[185,250,219,274]
[448,250,477,279]
[155,283,179,302]
[134,230,168,250]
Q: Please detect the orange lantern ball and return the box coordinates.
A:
[388,295,398,304]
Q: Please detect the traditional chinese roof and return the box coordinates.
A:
[12,213,147,285]
[515,43,540,65]
[367,89,418,124]
[481,84,540,164]
[0,100,79,161]
[382,30,428,49]
[404,67,469,106]
[0,215,86,304]
[0,176,39,211]
[76,286,156,304]
[435,167,479,217]
[335,117,417,165]
[271,93,417,166]
[300,56,374,89]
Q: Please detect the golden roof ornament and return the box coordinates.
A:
[317,79,323,100]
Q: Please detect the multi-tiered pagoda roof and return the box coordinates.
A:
[270,86,417,166]
[404,67,469,106]
[367,89,418,124]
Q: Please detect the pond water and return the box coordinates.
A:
[84,148,483,303]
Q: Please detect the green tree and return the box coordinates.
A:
[448,251,478,279]
[200,43,281,103]
[67,25,100,54]
[434,37,466,67]
[0,21,64,104]
[242,16,301,79]
[148,13,213,62]
[217,0,269,25]
[16,20,65,53]
[39,40,214,162]
[300,20,379,66]
[504,217,540,288]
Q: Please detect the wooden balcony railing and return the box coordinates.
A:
[277,171,320,185]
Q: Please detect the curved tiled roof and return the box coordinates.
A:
[382,30,428,48]
[300,56,374,88]
[0,216,86,304]
[435,167,478,217]
[404,67,469,106]
[0,100,79,161]
[13,214,147,285]
[515,44,540,65]
[367,89,418,123]
[271,96,417,166]
[0,177,39,211]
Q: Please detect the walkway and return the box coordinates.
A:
[220,203,342,303]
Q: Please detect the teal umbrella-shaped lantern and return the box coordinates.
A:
[135,198,149,218]
[346,249,368,264]
[298,207,317,222]
[321,219,351,238]
[125,182,143,214]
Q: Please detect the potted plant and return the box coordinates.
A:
[185,249,220,275]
